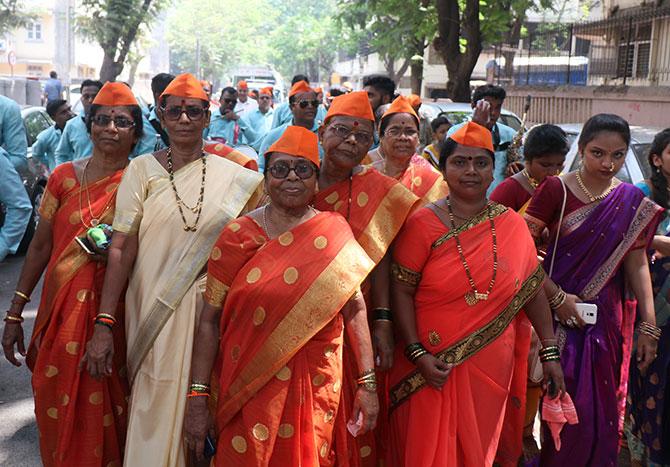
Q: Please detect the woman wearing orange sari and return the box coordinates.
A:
[314,91,419,466]
[369,96,448,206]
[1,83,140,466]
[389,122,566,467]
[184,126,378,465]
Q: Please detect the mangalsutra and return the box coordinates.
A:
[522,168,539,189]
[576,168,615,203]
[79,159,115,228]
[166,147,206,231]
[446,198,498,306]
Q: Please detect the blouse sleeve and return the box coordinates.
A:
[112,158,147,235]
[392,209,436,286]
[523,176,564,238]
[38,165,66,222]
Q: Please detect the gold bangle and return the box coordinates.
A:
[4,314,24,323]
[14,291,30,303]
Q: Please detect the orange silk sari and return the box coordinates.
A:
[205,212,374,466]
[314,167,419,466]
[397,155,448,206]
[204,141,259,171]
[388,205,543,467]
[28,163,129,467]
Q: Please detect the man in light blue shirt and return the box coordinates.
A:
[0,150,31,261]
[447,84,520,194]
[270,74,325,130]
[33,99,74,171]
[205,87,258,147]
[43,70,63,104]
[146,73,175,151]
[0,94,28,171]
[247,87,274,152]
[55,79,102,165]
[259,81,322,172]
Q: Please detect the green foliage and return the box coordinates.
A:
[0,0,35,36]
[167,0,273,81]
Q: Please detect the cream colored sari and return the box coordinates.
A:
[112,151,262,467]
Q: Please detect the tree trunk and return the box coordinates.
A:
[127,59,140,87]
[99,50,123,82]
[410,61,423,94]
[434,0,483,102]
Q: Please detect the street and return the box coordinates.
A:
[0,255,41,466]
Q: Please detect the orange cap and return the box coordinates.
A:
[407,94,422,109]
[92,82,138,106]
[288,80,313,98]
[160,73,209,102]
[381,95,419,128]
[324,90,374,123]
[237,80,248,90]
[449,122,494,153]
[314,87,323,94]
[260,86,273,96]
[266,125,320,168]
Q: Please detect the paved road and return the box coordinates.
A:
[0,255,41,466]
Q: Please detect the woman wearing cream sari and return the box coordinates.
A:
[81,73,263,466]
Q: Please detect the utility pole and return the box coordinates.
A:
[195,38,201,79]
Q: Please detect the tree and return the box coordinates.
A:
[77,0,168,82]
[337,0,436,92]
[0,0,34,36]
[166,0,273,82]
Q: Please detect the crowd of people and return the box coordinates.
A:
[0,69,668,467]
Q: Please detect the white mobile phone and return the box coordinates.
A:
[575,303,597,325]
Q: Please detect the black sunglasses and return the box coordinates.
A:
[91,114,135,129]
[268,161,315,180]
[296,99,320,109]
[161,105,206,121]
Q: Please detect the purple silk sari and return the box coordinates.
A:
[539,183,661,466]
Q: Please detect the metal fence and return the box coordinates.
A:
[492,6,670,87]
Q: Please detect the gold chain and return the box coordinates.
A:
[576,168,615,203]
[522,168,539,189]
[166,148,207,232]
[446,198,498,306]
[78,159,116,229]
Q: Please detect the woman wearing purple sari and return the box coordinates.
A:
[524,114,662,466]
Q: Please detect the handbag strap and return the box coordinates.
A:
[548,176,567,279]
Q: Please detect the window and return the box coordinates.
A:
[26,22,42,41]
[616,21,652,79]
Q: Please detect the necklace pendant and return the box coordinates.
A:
[464,291,479,306]
[90,218,99,227]
[475,292,489,301]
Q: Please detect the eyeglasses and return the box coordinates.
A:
[222,98,237,105]
[268,161,315,180]
[259,95,272,100]
[296,99,320,109]
[328,124,373,145]
[91,114,135,129]
[161,105,206,121]
[385,127,419,138]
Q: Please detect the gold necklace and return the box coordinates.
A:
[78,159,116,228]
[446,198,498,306]
[522,168,539,189]
[576,168,615,203]
[166,147,207,232]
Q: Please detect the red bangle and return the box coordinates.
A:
[187,391,210,398]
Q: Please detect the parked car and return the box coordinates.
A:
[560,124,661,185]
[0,106,52,255]
[419,100,523,148]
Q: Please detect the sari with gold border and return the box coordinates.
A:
[314,166,419,466]
[112,152,262,467]
[388,204,544,467]
[205,213,374,466]
[29,162,129,467]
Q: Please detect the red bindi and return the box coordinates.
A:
[353,121,359,127]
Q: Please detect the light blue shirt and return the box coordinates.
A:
[246,108,274,151]
[205,110,258,147]
[0,151,31,261]
[0,95,28,171]
[270,102,327,129]
[33,125,62,171]
[44,78,63,102]
[447,120,517,195]
[258,120,322,172]
[147,108,168,151]
[133,113,159,157]
[56,114,91,165]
